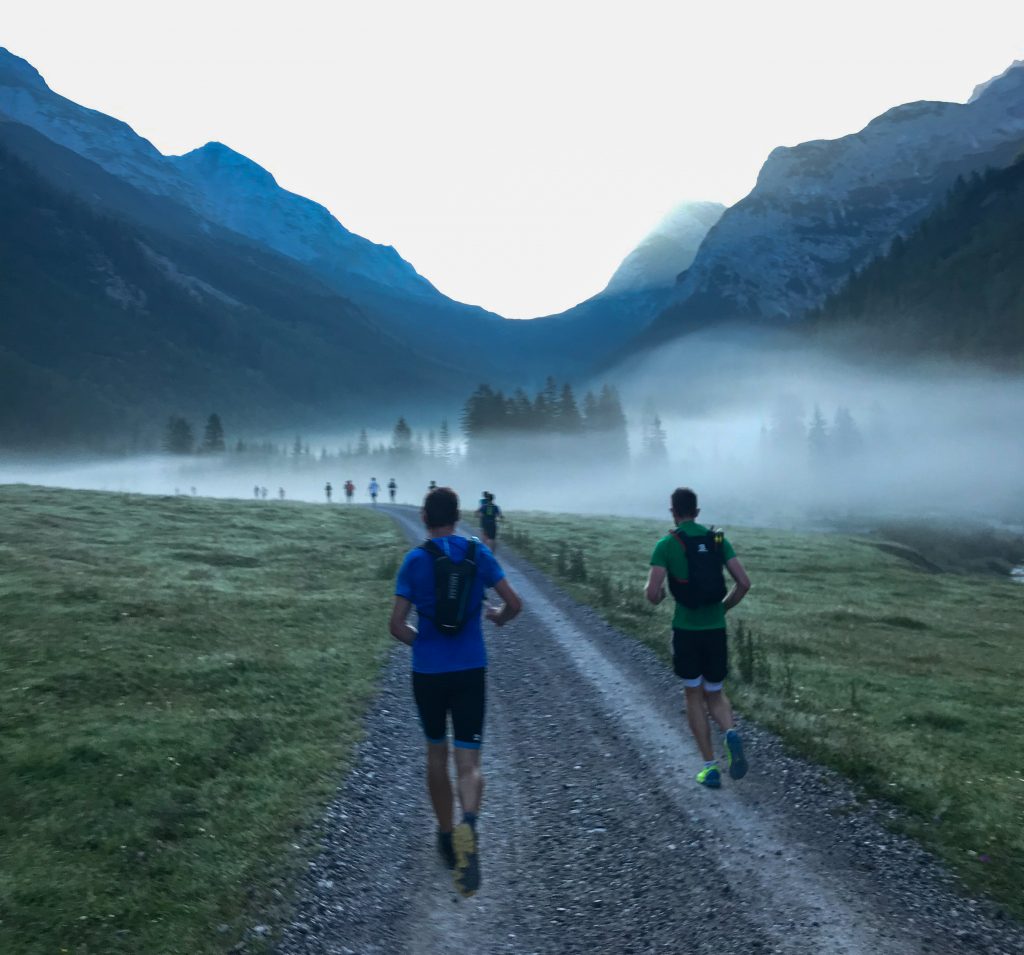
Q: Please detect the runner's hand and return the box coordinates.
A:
[485,604,505,626]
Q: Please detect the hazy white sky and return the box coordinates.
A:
[5,1,1024,316]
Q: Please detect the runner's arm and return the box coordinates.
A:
[723,557,751,611]
[485,578,522,627]
[645,565,668,604]
[388,596,417,646]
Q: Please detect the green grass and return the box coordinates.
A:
[504,512,1024,915]
[0,485,405,954]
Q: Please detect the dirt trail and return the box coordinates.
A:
[275,507,1023,955]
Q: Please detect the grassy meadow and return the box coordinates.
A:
[0,485,404,955]
[503,512,1024,915]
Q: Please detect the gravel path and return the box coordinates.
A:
[271,507,1024,955]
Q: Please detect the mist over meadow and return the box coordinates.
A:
[3,332,1021,535]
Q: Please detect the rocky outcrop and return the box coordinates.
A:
[647,62,1024,337]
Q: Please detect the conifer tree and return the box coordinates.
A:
[833,407,863,459]
[357,428,370,456]
[642,407,668,461]
[582,390,598,430]
[597,385,630,459]
[438,419,452,460]
[163,416,194,455]
[392,416,413,454]
[201,413,226,453]
[808,405,829,462]
[558,383,583,433]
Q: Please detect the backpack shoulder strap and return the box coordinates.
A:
[669,527,689,551]
[420,539,445,559]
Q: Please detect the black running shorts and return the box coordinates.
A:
[672,628,728,685]
[481,521,497,539]
[412,667,486,749]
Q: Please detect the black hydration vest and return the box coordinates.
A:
[667,528,727,609]
[419,538,479,635]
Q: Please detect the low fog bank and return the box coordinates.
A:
[1,327,1021,541]
[608,324,1024,531]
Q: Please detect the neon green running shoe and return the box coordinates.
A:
[452,822,481,897]
[724,729,748,780]
[696,764,722,788]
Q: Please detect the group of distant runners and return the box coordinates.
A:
[388,483,750,898]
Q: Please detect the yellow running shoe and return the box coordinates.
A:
[452,822,480,897]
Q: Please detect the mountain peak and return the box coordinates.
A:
[969,59,1024,104]
[175,141,278,188]
[0,47,49,89]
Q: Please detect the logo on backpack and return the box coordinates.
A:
[420,539,479,635]
[667,528,727,609]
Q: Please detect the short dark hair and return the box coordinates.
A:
[671,487,698,518]
[424,486,459,528]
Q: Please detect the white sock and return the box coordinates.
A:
[703,759,718,768]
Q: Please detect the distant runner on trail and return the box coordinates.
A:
[344,480,355,503]
[645,487,751,789]
[389,487,522,897]
[475,492,503,551]
[428,480,438,492]
[369,477,380,504]
[325,482,333,503]
[388,478,397,503]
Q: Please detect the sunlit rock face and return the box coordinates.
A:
[653,63,1024,331]
[602,200,725,295]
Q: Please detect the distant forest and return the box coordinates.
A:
[813,155,1024,362]
[158,379,654,465]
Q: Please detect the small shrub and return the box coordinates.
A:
[556,542,568,576]
[734,621,771,686]
[568,547,587,582]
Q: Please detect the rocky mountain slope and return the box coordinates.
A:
[812,154,1024,363]
[0,49,433,298]
[637,62,1024,345]
[603,200,724,295]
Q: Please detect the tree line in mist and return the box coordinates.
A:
[461,379,631,461]
[760,401,865,465]
[158,378,656,466]
[158,387,869,474]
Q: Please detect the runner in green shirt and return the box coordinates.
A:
[645,487,752,788]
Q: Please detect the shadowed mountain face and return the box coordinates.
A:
[0,126,466,446]
[811,155,1024,364]
[635,63,1024,347]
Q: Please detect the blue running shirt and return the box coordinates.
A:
[395,535,505,674]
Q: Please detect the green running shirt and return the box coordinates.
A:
[650,520,736,630]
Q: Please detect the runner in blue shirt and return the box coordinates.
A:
[389,487,522,897]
